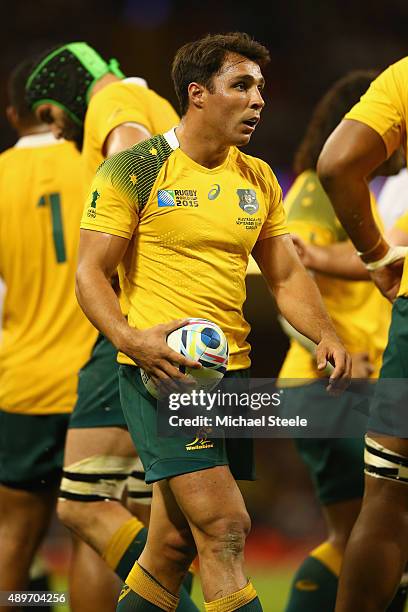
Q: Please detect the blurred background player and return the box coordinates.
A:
[26,43,198,611]
[0,59,99,609]
[279,71,407,612]
[317,55,408,612]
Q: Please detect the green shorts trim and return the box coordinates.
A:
[0,410,70,490]
[379,297,408,379]
[282,384,365,505]
[69,334,126,429]
[119,365,255,484]
[369,297,408,435]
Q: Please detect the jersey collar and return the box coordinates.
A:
[14,132,61,148]
[163,127,180,151]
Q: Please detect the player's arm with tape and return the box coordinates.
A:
[253,233,351,391]
[318,120,408,301]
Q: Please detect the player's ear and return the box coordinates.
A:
[6,106,18,130]
[188,82,206,110]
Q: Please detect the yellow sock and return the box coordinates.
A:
[102,517,145,571]
[205,582,258,611]
[126,561,179,611]
[310,541,342,577]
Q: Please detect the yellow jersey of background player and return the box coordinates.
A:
[0,133,96,414]
[82,77,179,188]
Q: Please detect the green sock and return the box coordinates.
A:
[117,585,164,611]
[204,582,262,611]
[177,587,199,611]
[116,527,149,580]
[284,543,340,612]
[116,543,196,610]
[386,583,408,612]
[237,598,263,610]
[116,586,199,612]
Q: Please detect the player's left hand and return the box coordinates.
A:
[316,334,352,394]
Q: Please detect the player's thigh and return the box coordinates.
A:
[0,410,66,542]
[125,457,152,525]
[0,484,57,548]
[64,426,138,464]
[169,465,251,541]
[60,428,143,519]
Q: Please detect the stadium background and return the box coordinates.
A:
[1,1,408,610]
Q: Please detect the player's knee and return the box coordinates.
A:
[197,509,251,559]
[57,498,84,532]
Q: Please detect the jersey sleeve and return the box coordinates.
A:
[257,165,288,241]
[345,58,408,158]
[80,154,139,239]
[90,83,178,149]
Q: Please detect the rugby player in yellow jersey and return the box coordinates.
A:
[0,60,97,602]
[76,32,351,611]
[25,43,199,612]
[317,57,408,612]
[278,71,407,612]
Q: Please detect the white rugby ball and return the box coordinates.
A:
[140,318,229,398]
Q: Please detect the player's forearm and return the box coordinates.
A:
[273,265,339,345]
[75,265,133,351]
[308,242,370,280]
[318,164,388,261]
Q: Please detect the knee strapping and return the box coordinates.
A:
[365,436,408,484]
[126,457,152,505]
[59,455,140,502]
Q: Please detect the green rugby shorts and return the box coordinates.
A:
[0,409,70,490]
[69,334,126,429]
[119,365,255,484]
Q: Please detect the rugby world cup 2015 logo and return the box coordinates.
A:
[237,189,259,215]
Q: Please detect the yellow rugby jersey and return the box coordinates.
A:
[81,129,288,370]
[0,134,97,414]
[279,170,390,381]
[82,78,179,190]
[394,208,408,234]
[345,56,408,296]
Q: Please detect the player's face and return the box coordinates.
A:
[35,103,84,150]
[204,53,265,147]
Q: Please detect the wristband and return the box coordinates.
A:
[363,246,408,271]
[356,235,383,259]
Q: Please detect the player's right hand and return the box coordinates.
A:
[124,319,202,391]
[351,352,374,379]
[370,259,405,302]
[291,234,322,271]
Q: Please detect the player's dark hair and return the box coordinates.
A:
[172,32,270,115]
[7,58,37,122]
[294,70,378,174]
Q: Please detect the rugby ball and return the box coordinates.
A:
[140,318,229,398]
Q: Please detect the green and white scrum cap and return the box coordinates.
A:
[26,42,124,125]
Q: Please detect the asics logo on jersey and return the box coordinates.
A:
[208,184,221,200]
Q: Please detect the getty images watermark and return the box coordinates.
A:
[157,378,408,439]
[166,388,308,430]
